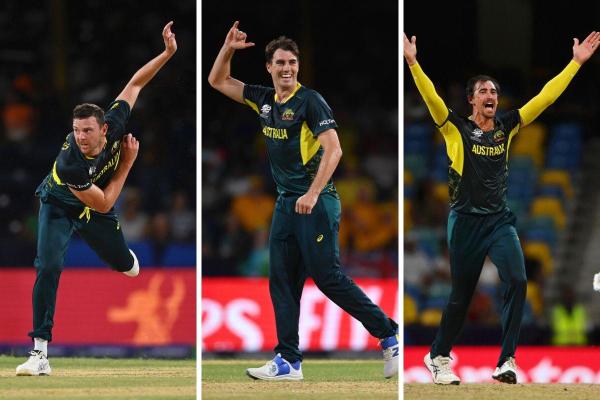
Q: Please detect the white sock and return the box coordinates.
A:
[34,338,48,356]
[123,249,140,277]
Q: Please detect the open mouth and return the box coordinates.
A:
[484,102,495,110]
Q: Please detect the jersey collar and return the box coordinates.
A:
[274,82,302,104]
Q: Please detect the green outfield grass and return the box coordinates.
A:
[202,359,398,400]
[0,356,195,400]
[405,383,600,400]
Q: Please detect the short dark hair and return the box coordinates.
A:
[466,75,501,99]
[265,36,300,63]
[73,103,105,126]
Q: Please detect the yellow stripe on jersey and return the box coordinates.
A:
[440,122,465,176]
[275,82,302,104]
[245,99,260,114]
[52,162,64,185]
[300,121,321,165]
[506,124,520,162]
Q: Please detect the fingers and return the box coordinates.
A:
[573,38,579,47]
[163,21,173,35]
[294,199,313,214]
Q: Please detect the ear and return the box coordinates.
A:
[266,61,272,74]
[101,123,108,136]
[467,95,474,105]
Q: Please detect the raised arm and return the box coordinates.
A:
[519,31,600,127]
[208,21,255,104]
[403,33,448,126]
[69,134,139,213]
[115,21,178,110]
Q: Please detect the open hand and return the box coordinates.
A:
[572,31,600,65]
[163,21,177,55]
[225,21,255,50]
[403,33,417,66]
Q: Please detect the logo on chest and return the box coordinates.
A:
[493,130,505,143]
[281,108,295,121]
[260,104,272,119]
[89,166,96,176]
[470,128,484,142]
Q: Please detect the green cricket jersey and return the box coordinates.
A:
[439,108,521,214]
[243,82,338,196]
[35,100,131,209]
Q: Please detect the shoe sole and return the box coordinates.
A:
[16,370,51,376]
[245,370,303,381]
[492,371,516,384]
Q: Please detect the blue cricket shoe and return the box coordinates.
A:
[246,353,303,381]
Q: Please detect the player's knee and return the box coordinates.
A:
[35,256,63,275]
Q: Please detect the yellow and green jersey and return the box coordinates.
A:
[243,83,338,196]
[408,59,581,214]
[35,100,131,209]
[439,109,520,214]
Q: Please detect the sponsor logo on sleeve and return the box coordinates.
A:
[66,182,92,190]
[319,119,335,127]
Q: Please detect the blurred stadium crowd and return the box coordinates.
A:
[0,2,195,267]
[202,3,399,278]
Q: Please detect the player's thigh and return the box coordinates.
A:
[296,194,341,280]
[35,201,74,271]
[447,212,488,281]
[489,223,526,282]
[269,205,304,281]
[76,213,132,271]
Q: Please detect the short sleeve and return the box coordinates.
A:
[306,90,338,136]
[243,84,271,114]
[105,100,131,141]
[502,110,521,133]
[56,163,91,191]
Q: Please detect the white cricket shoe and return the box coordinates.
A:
[492,357,517,384]
[424,353,460,385]
[16,350,51,376]
[593,272,600,292]
[380,333,399,378]
[246,353,303,381]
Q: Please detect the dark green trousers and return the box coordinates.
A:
[29,198,133,341]
[430,208,526,367]
[269,193,398,363]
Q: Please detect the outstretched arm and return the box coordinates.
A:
[519,31,600,127]
[403,33,448,126]
[208,21,255,104]
[69,134,139,213]
[115,21,178,109]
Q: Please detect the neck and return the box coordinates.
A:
[275,82,299,103]
[86,138,107,158]
[471,111,495,131]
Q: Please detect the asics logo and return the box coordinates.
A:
[316,234,324,243]
[430,363,440,377]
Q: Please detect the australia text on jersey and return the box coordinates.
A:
[263,126,288,140]
[471,143,505,156]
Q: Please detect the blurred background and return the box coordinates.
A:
[202,1,399,358]
[403,0,600,382]
[0,0,195,358]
